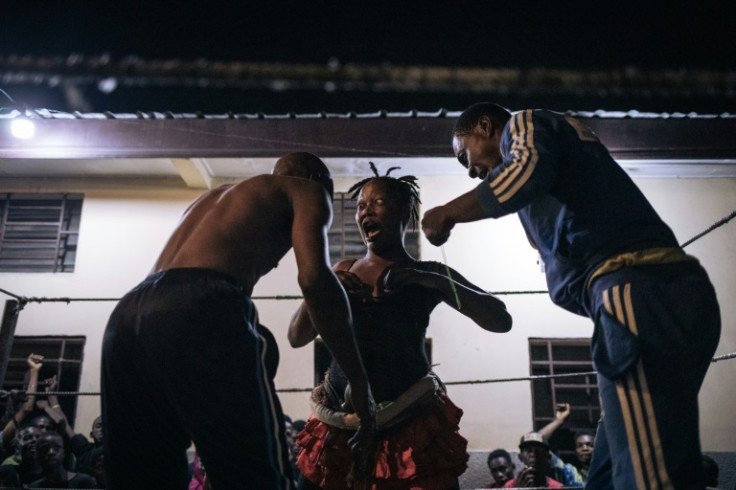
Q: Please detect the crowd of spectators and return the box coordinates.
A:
[0,354,103,488]
[0,356,726,489]
[483,401,724,489]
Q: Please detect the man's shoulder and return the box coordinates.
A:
[240,174,325,199]
[70,433,93,453]
[69,472,97,485]
[229,174,277,192]
[0,454,19,466]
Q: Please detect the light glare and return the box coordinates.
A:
[11,118,35,139]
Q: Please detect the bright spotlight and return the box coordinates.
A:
[11,118,36,139]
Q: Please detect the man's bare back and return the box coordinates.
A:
[102,153,376,488]
[153,173,331,296]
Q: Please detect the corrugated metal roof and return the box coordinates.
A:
[2,107,734,121]
[2,106,736,162]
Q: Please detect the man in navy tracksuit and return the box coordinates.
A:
[422,102,721,490]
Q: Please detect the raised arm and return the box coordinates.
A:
[1,353,44,443]
[22,353,42,412]
[35,375,75,439]
[538,402,571,439]
[384,262,512,333]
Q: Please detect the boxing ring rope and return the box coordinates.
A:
[1,206,734,309]
[0,207,735,396]
[4,347,736,400]
[680,209,736,248]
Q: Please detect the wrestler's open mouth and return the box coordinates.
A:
[362,221,380,241]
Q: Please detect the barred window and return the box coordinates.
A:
[328,191,420,264]
[529,338,600,462]
[1,336,86,428]
[0,193,83,273]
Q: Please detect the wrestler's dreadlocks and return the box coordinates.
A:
[347,161,421,229]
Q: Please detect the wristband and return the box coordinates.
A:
[52,404,61,409]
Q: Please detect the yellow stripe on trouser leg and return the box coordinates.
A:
[608,284,673,490]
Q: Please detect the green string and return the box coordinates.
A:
[441,246,462,310]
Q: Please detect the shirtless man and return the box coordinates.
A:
[101,152,375,490]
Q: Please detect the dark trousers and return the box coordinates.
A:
[586,261,720,490]
[101,268,293,490]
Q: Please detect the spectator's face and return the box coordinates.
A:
[520,443,551,473]
[36,433,65,471]
[284,421,296,452]
[91,417,103,443]
[17,426,41,459]
[489,456,515,485]
[575,434,595,464]
[32,416,54,433]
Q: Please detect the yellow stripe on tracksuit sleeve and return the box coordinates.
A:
[603,285,673,490]
[488,110,539,204]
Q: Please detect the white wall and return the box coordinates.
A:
[2,174,734,452]
[3,187,202,434]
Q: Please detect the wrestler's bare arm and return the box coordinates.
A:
[289,182,373,404]
[435,263,512,332]
[287,302,317,348]
[287,259,354,348]
[384,263,512,333]
[289,187,360,369]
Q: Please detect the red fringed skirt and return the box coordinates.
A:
[296,392,468,490]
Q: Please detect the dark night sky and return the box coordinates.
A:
[3,1,733,69]
[2,1,734,114]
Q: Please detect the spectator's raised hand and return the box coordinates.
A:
[516,465,547,488]
[43,375,58,393]
[26,353,44,372]
[555,402,571,422]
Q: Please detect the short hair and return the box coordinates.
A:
[454,102,512,136]
[574,429,595,441]
[487,448,512,467]
[274,152,334,200]
[37,430,64,444]
[29,414,56,430]
[347,161,421,229]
